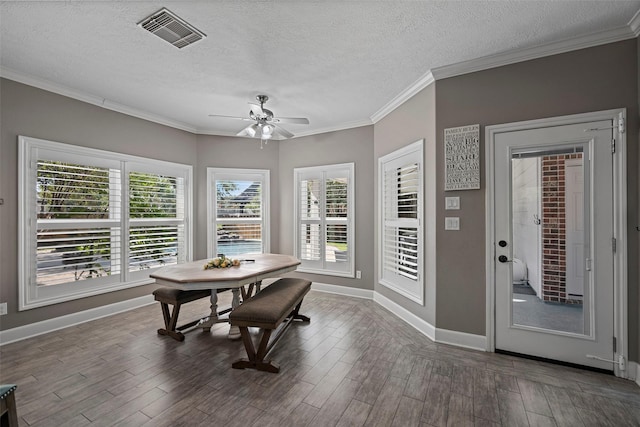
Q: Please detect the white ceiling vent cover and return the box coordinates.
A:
[138,8,206,49]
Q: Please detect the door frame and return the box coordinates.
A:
[485,108,628,378]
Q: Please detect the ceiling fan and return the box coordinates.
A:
[209,95,309,146]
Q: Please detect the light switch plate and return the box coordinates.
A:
[0,302,7,316]
[445,196,460,210]
[445,217,460,230]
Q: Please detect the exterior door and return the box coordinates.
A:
[493,120,614,371]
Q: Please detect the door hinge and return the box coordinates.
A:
[612,237,617,253]
[618,116,625,134]
[611,138,616,154]
[585,258,592,271]
[613,336,617,352]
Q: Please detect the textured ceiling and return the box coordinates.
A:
[1,1,639,138]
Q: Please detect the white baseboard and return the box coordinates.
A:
[0,295,155,346]
[629,361,640,385]
[373,291,436,341]
[373,291,487,351]
[435,328,487,351]
[311,282,374,299]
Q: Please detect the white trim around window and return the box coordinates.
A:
[294,163,355,278]
[206,168,270,258]
[378,140,424,305]
[18,136,193,310]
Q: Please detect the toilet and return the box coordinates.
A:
[512,257,527,284]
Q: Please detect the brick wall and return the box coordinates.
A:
[541,153,582,303]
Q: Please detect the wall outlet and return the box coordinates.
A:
[356,270,362,279]
[0,302,7,316]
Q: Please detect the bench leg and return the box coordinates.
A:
[288,301,310,322]
[232,327,280,373]
[157,302,185,341]
[0,389,18,427]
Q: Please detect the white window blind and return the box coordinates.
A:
[207,169,270,257]
[379,140,424,304]
[128,171,186,275]
[19,136,192,310]
[35,160,121,286]
[294,163,354,277]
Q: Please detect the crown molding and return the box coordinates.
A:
[629,9,640,37]
[0,66,198,133]
[431,25,635,80]
[370,71,435,124]
[291,119,373,139]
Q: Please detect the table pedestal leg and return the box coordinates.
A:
[228,288,242,340]
[200,291,219,332]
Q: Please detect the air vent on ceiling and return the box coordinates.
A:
[138,8,206,49]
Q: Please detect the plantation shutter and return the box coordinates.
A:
[295,164,354,276]
[298,175,322,267]
[128,170,186,274]
[209,170,269,257]
[35,159,122,287]
[379,141,423,304]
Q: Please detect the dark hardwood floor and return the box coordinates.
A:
[1,290,639,426]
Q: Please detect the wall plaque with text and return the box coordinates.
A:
[445,124,480,191]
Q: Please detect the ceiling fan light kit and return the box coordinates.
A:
[209,95,309,149]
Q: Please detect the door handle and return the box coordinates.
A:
[498,255,513,263]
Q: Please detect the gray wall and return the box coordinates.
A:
[278,126,375,290]
[194,135,280,260]
[373,84,437,325]
[0,79,198,329]
[433,39,639,359]
[637,35,640,364]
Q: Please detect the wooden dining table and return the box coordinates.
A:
[149,253,301,339]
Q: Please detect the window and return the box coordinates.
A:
[207,168,270,257]
[294,163,354,277]
[18,136,192,310]
[378,140,423,304]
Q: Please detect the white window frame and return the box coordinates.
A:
[18,136,193,310]
[294,163,355,278]
[206,168,270,258]
[378,140,424,305]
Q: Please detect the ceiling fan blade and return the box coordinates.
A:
[273,124,294,139]
[237,124,260,138]
[273,117,309,125]
[249,103,264,116]
[209,114,252,121]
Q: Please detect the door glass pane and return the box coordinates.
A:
[511,146,590,335]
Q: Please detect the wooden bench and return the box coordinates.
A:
[229,278,311,373]
[153,288,230,341]
[0,384,18,427]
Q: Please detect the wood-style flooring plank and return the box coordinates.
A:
[391,396,423,427]
[421,373,452,427]
[517,378,553,417]
[541,384,586,427]
[496,389,529,427]
[446,392,474,427]
[337,399,372,427]
[310,378,362,427]
[364,375,407,427]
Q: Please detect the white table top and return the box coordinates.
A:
[149,253,301,290]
